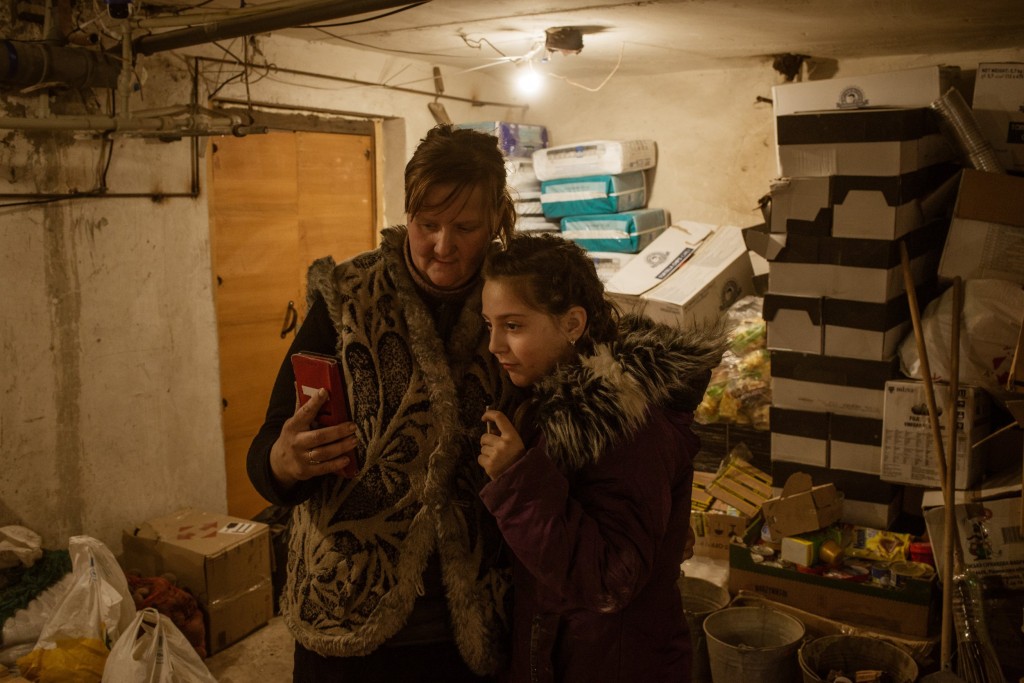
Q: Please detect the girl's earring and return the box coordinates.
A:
[568,337,576,347]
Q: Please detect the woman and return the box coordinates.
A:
[247,124,521,682]
[477,233,725,683]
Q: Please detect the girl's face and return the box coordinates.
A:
[407,184,493,290]
[482,277,584,387]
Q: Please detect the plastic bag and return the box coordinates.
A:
[696,295,771,429]
[898,279,1024,399]
[16,536,136,682]
[0,526,43,570]
[102,608,217,683]
[0,574,75,667]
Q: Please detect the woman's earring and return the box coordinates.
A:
[568,337,576,347]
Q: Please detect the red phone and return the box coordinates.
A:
[291,352,357,477]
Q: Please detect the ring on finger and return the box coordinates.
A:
[306,449,320,466]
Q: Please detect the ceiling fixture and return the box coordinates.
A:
[544,27,583,55]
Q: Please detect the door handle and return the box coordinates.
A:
[280,300,297,338]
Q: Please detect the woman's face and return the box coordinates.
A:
[482,277,580,388]
[407,184,493,290]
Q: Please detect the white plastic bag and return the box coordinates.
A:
[16,536,136,682]
[0,526,43,569]
[102,608,217,683]
[898,279,1024,399]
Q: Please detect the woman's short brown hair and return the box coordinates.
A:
[404,124,517,247]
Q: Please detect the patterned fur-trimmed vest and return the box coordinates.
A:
[281,226,514,675]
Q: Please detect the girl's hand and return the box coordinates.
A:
[269,388,359,488]
[478,408,526,481]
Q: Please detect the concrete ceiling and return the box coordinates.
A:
[280,0,1024,82]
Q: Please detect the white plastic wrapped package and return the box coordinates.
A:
[532,139,657,181]
[898,278,1024,398]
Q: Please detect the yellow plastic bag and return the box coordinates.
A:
[16,638,108,682]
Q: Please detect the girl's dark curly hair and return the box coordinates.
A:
[483,233,620,353]
[404,124,516,247]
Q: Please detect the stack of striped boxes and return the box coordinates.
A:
[530,139,664,281]
[763,66,963,529]
[456,122,553,234]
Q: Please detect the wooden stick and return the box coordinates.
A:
[900,242,955,668]
[944,277,962,672]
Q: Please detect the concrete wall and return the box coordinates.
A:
[1,3,1021,554]
[0,25,522,552]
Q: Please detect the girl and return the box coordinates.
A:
[478,233,726,683]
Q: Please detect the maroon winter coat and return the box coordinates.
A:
[481,316,725,683]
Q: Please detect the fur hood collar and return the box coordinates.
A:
[530,314,726,472]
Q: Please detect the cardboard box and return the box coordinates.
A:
[770,406,829,467]
[730,518,938,637]
[767,219,946,303]
[938,168,1024,285]
[775,108,954,177]
[829,413,884,475]
[769,164,959,240]
[121,508,273,655]
[771,351,901,419]
[741,222,787,261]
[763,294,823,355]
[691,509,750,560]
[587,251,635,283]
[770,460,903,530]
[772,65,960,117]
[923,496,1024,588]
[761,472,843,541]
[639,225,755,327]
[972,62,1024,174]
[880,380,992,490]
[605,221,714,297]
[822,292,918,362]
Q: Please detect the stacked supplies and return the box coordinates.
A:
[506,157,559,235]
[458,122,559,235]
[532,140,665,274]
[763,67,961,530]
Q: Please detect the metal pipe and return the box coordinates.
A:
[202,57,527,110]
[133,0,422,56]
[1,40,121,89]
[132,0,300,29]
[0,112,243,133]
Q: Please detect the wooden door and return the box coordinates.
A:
[210,130,375,519]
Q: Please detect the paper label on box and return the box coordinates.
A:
[220,521,258,535]
[925,497,1024,589]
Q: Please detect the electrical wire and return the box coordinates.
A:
[545,41,624,93]
[296,1,427,28]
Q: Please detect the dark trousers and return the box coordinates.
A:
[293,640,495,683]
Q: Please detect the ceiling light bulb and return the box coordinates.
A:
[516,64,544,96]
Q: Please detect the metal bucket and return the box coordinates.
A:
[703,605,806,683]
[679,576,731,683]
[799,634,919,683]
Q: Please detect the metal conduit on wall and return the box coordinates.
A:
[1,40,121,89]
[132,0,420,55]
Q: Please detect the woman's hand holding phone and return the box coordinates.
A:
[269,387,359,489]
